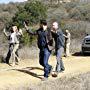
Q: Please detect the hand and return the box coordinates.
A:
[23,21,29,30]
[3,28,8,37]
[3,28,6,33]
[51,29,57,33]
[19,29,23,35]
[23,21,27,27]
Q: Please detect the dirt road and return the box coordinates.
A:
[0,55,90,89]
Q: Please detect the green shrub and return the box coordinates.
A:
[12,1,47,27]
[64,2,78,12]
[69,3,90,21]
[19,28,37,46]
[7,1,47,46]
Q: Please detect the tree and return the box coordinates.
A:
[12,1,47,27]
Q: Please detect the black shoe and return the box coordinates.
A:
[6,62,9,64]
[52,72,58,77]
[61,68,65,71]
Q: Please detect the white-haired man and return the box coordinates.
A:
[51,22,65,77]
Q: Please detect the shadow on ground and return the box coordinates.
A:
[13,67,44,80]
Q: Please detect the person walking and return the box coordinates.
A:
[24,20,54,80]
[51,22,65,77]
[3,26,22,66]
[64,29,71,57]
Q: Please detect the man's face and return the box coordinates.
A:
[52,22,58,30]
[43,25,47,30]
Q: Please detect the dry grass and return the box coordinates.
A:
[0,47,89,90]
[70,39,82,53]
[19,46,39,60]
[0,44,39,62]
[0,38,82,62]
[29,72,90,90]
[18,38,83,60]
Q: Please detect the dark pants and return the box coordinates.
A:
[5,44,19,64]
[39,48,52,78]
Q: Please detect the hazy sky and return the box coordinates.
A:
[0,0,27,4]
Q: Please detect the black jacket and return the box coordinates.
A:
[27,28,54,50]
[52,29,64,50]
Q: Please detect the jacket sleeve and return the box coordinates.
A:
[26,28,37,35]
[59,31,65,47]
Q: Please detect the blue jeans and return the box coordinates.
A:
[39,48,52,78]
[55,47,65,72]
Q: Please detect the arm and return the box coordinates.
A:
[51,29,57,34]
[24,21,29,30]
[17,29,23,36]
[24,22,37,35]
[63,33,70,39]
[63,34,68,38]
[51,29,58,36]
[3,28,9,37]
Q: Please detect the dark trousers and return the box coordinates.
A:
[5,44,19,64]
[39,48,52,78]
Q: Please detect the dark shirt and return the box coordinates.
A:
[27,28,54,50]
[52,29,64,50]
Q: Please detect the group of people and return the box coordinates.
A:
[3,19,71,81]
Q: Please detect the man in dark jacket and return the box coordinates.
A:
[24,20,54,80]
[51,22,65,77]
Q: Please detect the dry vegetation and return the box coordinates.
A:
[0,0,90,62]
[0,1,90,61]
[29,72,90,90]
[19,46,39,60]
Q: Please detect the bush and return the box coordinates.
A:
[64,2,78,12]
[61,20,87,39]
[47,5,68,24]
[12,1,47,27]
[69,3,90,21]
[7,1,47,46]
[22,29,37,46]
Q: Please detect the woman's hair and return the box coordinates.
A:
[10,27,14,33]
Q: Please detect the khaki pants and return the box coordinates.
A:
[66,43,70,57]
[11,43,20,64]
